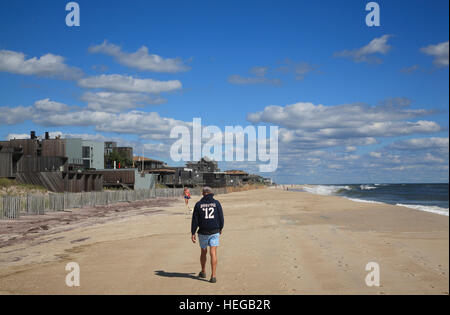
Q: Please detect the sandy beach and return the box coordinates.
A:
[0,188,448,295]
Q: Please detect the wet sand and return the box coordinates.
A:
[0,189,448,295]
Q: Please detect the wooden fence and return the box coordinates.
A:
[0,189,154,220]
[0,186,231,220]
[154,187,228,198]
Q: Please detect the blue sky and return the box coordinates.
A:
[0,0,448,184]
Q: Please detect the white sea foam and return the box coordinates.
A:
[345,199,449,216]
[360,185,377,190]
[299,185,449,217]
[395,204,449,216]
[344,197,383,204]
[301,185,351,196]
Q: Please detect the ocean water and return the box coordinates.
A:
[297,183,449,216]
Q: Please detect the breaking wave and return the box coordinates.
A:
[301,185,351,196]
[396,204,449,216]
[344,197,383,204]
[298,184,449,217]
[360,185,377,190]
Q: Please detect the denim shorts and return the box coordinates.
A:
[198,233,220,249]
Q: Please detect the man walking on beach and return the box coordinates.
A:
[191,186,224,283]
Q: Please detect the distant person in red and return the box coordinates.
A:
[183,187,192,212]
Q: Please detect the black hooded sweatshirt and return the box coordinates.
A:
[191,193,224,235]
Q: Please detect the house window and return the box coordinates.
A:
[82,146,91,158]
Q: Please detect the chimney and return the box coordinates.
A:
[45,132,50,140]
[30,131,36,139]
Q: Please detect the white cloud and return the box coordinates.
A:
[292,62,318,80]
[249,66,268,77]
[63,133,140,150]
[334,35,392,63]
[6,131,63,140]
[228,74,281,85]
[0,99,74,125]
[228,66,281,85]
[35,110,114,127]
[230,61,319,85]
[271,134,449,184]
[247,100,435,134]
[89,41,190,73]
[390,137,449,151]
[141,142,173,158]
[247,98,444,168]
[278,131,378,149]
[95,111,189,139]
[420,41,449,67]
[78,74,182,93]
[0,49,82,80]
[355,137,450,178]
[0,96,189,143]
[81,91,166,113]
[424,153,445,163]
[276,60,319,80]
[33,98,70,112]
[350,120,441,137]
[6,133,29,140]
[400,65,420,74]
[13,107,190,141]
[370,152,382,158]
[0,106,34,124]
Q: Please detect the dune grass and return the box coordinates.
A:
[0,178,47,195]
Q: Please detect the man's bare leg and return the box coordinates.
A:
[210,246,218,278]
[200,248,208,274]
